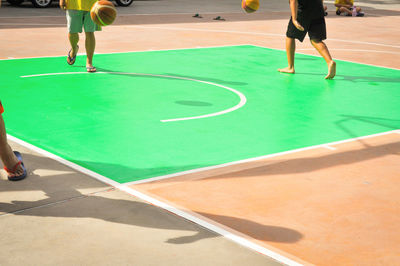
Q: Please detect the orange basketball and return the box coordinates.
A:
[241,0,259,13]
[90,0,117,27]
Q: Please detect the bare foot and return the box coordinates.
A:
[278,67,295,74]
[325,61,336,79]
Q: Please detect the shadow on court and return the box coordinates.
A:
[87,67,249,87]
[295,72,400,84]
[337,74,400,83]
[335,115,400,146]
[0,153,302,244]
[201,139,400,179]
[175,100,213,106]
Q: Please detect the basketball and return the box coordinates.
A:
[90,0,117,27]
[241,0,259,13]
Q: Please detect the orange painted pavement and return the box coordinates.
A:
[132,133,400,265]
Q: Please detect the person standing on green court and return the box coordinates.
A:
[0,0,28,181]
[59,0,100,73]
[278,0,336,79]
[0,101,27,181]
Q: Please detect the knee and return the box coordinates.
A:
[85,32,95,38]
[68,32,79,39]
[310,39,321,45]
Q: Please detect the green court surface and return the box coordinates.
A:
[1,45,399,183]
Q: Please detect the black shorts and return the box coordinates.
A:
[286,17,326,42]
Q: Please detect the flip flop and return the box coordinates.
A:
[213,16,225,21]
[5,151,27,181]
[192,13,202,18]
[86,66,97,73]
[67,45,79,65]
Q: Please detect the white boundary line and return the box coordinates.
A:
[322,145,337,150]
[124,25,400,49]
[3,42,399,71]
[249,44,400,71]
[0,11,258,19]
[20,71,247,123]
[0,15,66,18]
[0,23,64,26]
[297,48,400,55]
[124,129,400,185]
[0,44,248,61]
[3,24,399,49]
[6,134,303,266]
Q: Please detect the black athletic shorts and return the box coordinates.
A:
[286,16,326,42]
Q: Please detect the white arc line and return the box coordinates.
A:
[20,72,247,122]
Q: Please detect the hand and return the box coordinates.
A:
[292,19,304,31]
[59,0,66,10]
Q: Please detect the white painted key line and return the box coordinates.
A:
[21,71,247,123]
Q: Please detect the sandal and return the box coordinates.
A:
[213,16,225,21]
[67,45,79,65]
[86,66,97,73]
[5,151,27,181]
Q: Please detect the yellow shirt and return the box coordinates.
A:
[335,0,354,6]
[335,0,354,10]
[67,0,98,11]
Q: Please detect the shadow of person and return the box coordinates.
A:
[337,74,400,84]
[198,212,303,243]
[0,190,303,244]
[200,139,400,180]
[0,153,302,244]
[92,67,248,87]
[295,72,400,84]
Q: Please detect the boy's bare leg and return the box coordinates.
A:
[85,32,96,70]
[339,6,352,15]
[278,37,296,74]
[310,39,336,79]
[0,116,23,177]
[68,33,79,57]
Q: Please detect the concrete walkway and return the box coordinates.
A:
[0,140,280,265]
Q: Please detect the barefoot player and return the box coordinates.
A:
[278,0,336,79]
